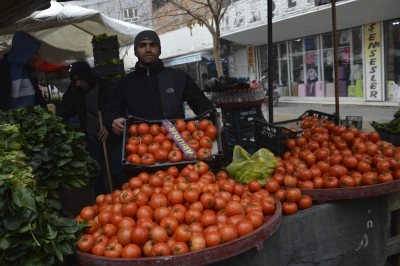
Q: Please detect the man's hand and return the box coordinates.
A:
[98,126,109,142]
[112,117,126,136]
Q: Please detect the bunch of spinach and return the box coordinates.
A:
[0,106,100,265]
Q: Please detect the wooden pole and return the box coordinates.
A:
[98,111,114,193]
[267,0,274,122]
[331,0,340,124]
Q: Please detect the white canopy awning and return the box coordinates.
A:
[0,2,149,62]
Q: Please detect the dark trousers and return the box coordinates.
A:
[87,136,124,195]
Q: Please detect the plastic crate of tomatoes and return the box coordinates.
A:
[122,110,223,175]
[254,110,336,156]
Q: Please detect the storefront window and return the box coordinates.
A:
[385,18,400,100]
[257,27,363,98]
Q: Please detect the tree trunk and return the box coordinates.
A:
[212,33,224,78]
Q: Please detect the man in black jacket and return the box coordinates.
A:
[59,61,122,195]
[105,30,215,136]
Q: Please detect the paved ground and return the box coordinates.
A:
[261,100,400,132]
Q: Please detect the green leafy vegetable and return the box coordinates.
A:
[0,106,100,265]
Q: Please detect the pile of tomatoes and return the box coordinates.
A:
[125,118,218,165]
[270,114,400,195]
[76,161,279,259]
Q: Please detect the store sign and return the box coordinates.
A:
[363,22,384,101]
[248,46,255,65]
[221,0,315,34]
[314,0,344,6]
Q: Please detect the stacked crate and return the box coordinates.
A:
[92,35,125,80]
[221,105,265,161]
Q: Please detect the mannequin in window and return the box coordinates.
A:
[299,69,304,83]
[350,64,363,84]
[307,67,318,82]
[326,50,334,66]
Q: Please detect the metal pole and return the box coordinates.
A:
[331,0,340,124]
[267,0,273,122]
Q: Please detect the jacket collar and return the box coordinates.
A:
[134,60,164,75]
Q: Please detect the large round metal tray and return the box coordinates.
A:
[75,199,282,266]
[301,179,400,201]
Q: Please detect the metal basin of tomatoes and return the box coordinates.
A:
[301,179,400,201]
[75,200,282,266]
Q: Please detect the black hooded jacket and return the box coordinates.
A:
[105,60,215,126]
[58,75,114,137]
[0,31,46,111]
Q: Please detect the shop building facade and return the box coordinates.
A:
[221,0,400,103]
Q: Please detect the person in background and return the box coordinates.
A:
[105,30,215,137]
[0,31,46,111]
[59,61,123,196]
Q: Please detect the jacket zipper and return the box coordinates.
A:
[147,68,149,76]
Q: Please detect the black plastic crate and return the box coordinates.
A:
[92,38,120,50]
[221,106,265,128]
[254,119,301,156]
[299,109,336,121]
[377,130,400,146]
[96,62,125,76]
[122,110,223,175]
[342,116,363,130]
[254,110,336,156]
[224,127,256,148]
[94,51,121,64]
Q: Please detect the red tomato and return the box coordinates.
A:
[219,224,238,243]
[137,123,150,135]
[282,201,298,215]
[168,150,183,163]
[189,235,206,251]
[175,119,187,132]
[205,125,218,140]
[104,243,123,258]
[171,241,189,255]
[140,153,156,165]
[285,188,302,203]
[77,234,95,253]
[225,201,244,217]
[149,226,169,243]
[204,231,221,247]
[361,171,378,185]
[117,227,133,246]
[248,180,262,193]
[141,134,154,145]
[121,243,142,258]
[339,175,356,188]
[130,225,149,245]
[174,224,192,243]
[235,219,254,237]
[197,147,212,160]
[91,241,107,256]
[297,195,313,210]
[128,124,138,136]
[127,154,141,164]
[378,172,394,183]
[125,143,138,155]
[80,206,96,221]
[149,124,160,136]
[323,176,339,188]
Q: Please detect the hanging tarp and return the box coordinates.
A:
[0,2,149,62]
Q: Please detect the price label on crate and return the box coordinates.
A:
[161,120,197,160]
